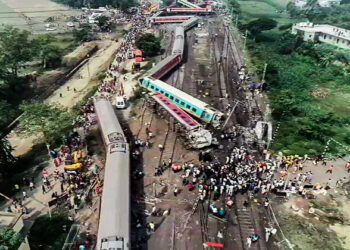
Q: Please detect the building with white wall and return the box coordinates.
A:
[318,0,341,7]
[292,22,350,49]
[293,0,308,8]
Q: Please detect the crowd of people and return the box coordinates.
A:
[8,133,100,219]
[172,146,350,210]
[141,133,350,237]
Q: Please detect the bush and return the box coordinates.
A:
[245,18,278,36]
[29,211,73,250]
[129,86,145,103]
[0,229,22,249]
[278,23,293,31]
[247,29,350,156]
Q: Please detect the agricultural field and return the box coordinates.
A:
[0,0,80,34]
[237,0,297,27]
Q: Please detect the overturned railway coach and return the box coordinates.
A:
[140,77,223,127]
[94,99,130,250]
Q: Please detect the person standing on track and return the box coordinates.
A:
[246,237,252,248]
[174,185,178,196]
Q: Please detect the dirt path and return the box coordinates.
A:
[8,40,120,156]
[46,40,120,108]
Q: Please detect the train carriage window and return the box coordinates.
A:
[108,132,124,142]
[150,85,154,89]
[175,98,179,103]
[160,90,164,94]
[192,108,197,112]
[180,101,185,105]
[186,105,191,109]
[156,88,159,91]
[165,93,169,97]
[170,96,174,100]
[110,143,126,153]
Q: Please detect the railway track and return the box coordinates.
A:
[224,25,243,68]
[234,193,264,250]
[199,201,209,247]
[210,24,224,99]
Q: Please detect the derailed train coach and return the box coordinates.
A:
[140,77,223,127]
[94,99,130,250]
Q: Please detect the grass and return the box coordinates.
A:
[237,0,305,27]
[261,0,290,10]
[278,213,344,250]
[50,33,76,52]
[319,84,350,116]
[238,0,289,23]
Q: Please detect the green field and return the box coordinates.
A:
[0,1,27,27]
[238,0,292,24]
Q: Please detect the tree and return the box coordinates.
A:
[29,211,73,249]
[96,16,111,31]
[246,18,278,35]
[136,34,161,57]
[52,0,138,11]
[277,33,303,54]
[73,24,93,43]
[0,229,21,249]
[0,26,34,77]
[228,0,241,15]
[32,34,63,68]
[162,0,173,6]
[0,137,16,176]
[18,103,74,145]
[0,100,15,129]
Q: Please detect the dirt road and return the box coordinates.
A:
[46,40,120,107]
[8,40,120,156]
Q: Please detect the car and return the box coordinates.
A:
[46,27,57,31]
[67,22,75,27]
[115,96,127,109]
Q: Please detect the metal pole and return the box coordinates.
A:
[0,192,12,201]
[87,61,90,77]
[87,54,90,77]
[221,101,239,130]
[48,204,52,219]
[262,63,268,83]
[243,30,248,51]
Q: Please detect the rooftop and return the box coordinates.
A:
[0,212,22,230]
[294,22,350,40]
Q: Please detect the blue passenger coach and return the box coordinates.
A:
[140,77,223,127]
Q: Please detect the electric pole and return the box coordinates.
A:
[262,63,268,83]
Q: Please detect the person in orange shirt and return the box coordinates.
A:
[345,162,350,173]
[280,171,287,178]
[326,165,333,174]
